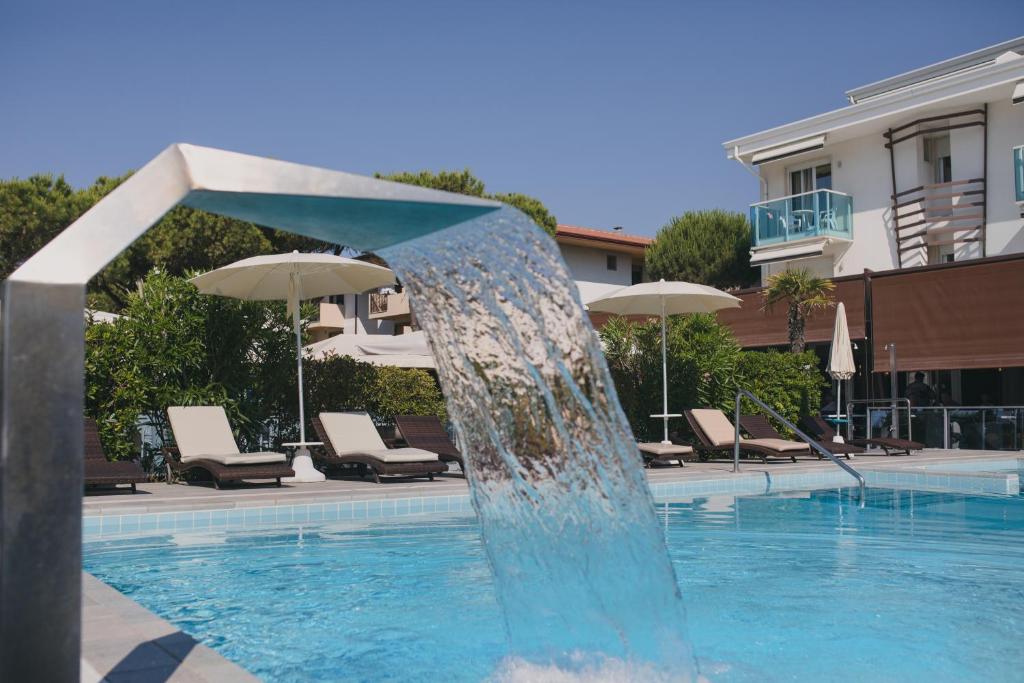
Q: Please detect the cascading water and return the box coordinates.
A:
[380,207,697,679]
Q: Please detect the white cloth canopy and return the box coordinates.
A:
[305,330,435,368]
[828,302,856,419]
[190,251,396,451]
[587,279,741,444]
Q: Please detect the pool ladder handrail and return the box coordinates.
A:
[734,388,866,500]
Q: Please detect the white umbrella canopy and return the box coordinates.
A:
[588,279,742,444]
[828,302,856,418]
[191,252,396,481]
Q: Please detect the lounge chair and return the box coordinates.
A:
[637,442,694,468]
[84,418,148,494]
[164,406,294,488]
[393,415,465,472]
[739,414,863,461]
[684,408,811,463]
[312,412,446,483]
[799,414,924,456]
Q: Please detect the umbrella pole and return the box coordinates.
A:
[661,299,669,444]
[283,271,325,483]
[292,275,306,444]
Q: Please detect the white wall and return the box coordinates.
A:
[558,243,635,303]
[754,99,1024,278]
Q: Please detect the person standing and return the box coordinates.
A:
[905,372,936,407]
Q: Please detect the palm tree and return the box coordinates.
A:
[762,269,835,353]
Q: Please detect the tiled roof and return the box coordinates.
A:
[555,224,653,248]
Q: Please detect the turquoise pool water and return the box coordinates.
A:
[84,488,1024,681]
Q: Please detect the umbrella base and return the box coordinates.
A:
[283,448,326,483]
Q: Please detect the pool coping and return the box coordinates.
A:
[81,572,258,683]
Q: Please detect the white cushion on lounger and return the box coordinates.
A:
[690,409,737,447]
[743,438,809,453]
[359,447,438,463]
[638,443,693,456]
[320,412,438,462]
[167,406,286,464]
[186,451,287,465]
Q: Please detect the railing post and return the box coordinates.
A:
[733,391,741,473]
[943,408,950,450]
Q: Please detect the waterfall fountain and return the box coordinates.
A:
[382,208,697,679]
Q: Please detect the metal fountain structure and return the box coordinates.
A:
[0,144,501,681]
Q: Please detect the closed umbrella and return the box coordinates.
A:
[828,302,856,418]
[191,251,395,481]
[587,279,741,443]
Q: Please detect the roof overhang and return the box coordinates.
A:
[555,234,648,257]
[750,135,826,165]
[724,50,1024,164]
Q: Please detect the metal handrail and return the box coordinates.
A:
[749,188,852,207]
[735,388,866,499]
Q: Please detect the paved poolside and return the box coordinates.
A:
[82,448,1019,515]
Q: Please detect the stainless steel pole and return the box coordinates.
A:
[733,391,741,473]
[660,297,668,444]
[887,343,899,439]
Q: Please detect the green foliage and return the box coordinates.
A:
[644,210,758,289]
[304,354,446,429]
[376,168,558,236]
[762,268,835,353]
[599,314,824,442]
[0,173,337,311]
[85,271,298,461]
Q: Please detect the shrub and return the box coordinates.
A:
[85,271,298,463]
[303,353,446,430]
[599,314,824,442]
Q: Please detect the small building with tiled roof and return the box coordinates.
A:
[554,224,652,304]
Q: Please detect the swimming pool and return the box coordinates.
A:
[84,487,1024,681]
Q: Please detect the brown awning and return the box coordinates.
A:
[716,278,866,348]
[871,258,1024,371]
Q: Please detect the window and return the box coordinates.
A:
[928,243,955,265]
[631,262,643,285]
[606,254,618,271]
[924,135,952,184]
[788,161,832,225]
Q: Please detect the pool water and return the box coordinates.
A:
[84,488,1024,682]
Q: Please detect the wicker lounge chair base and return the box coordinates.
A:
[163,455,294,488]
[394,415,465,472]
[638,442,693,467]
[84,418,147,494]
[740,415,864,460]
[685,409,811,463]
[800,415,924,456]
[313,414,446,483]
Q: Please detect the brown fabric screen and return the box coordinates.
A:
[715,278,866,348]
[871,258,1024,372]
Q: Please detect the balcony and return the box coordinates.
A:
[749,189,853,247]
[1014,145,1024,203]
[368,291,411,320]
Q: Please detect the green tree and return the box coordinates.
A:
[85,271,298,462]
[376,168,558,236]
[599,313,824,442]
[644,210,757,289]
[761,268,835,353]
[0,172,337,311]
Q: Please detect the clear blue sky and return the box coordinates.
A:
[2,1,1021,236]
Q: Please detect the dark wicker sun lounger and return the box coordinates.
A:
[394,415,465,471]
[799,415,924,456]
[312,414,446,483]
[84,418,147,494]
[164,406,294,488]
[740,414,863,460]
[684,408,811,463]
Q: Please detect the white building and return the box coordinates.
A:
[723,36,1024,282]
[307,223,650,341]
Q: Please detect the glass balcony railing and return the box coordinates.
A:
[1014,145,1024,203]
[749,189,853,247]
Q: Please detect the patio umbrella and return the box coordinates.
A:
[828,302,856,418]
[587,279,742,444]
[191,252,396,481]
